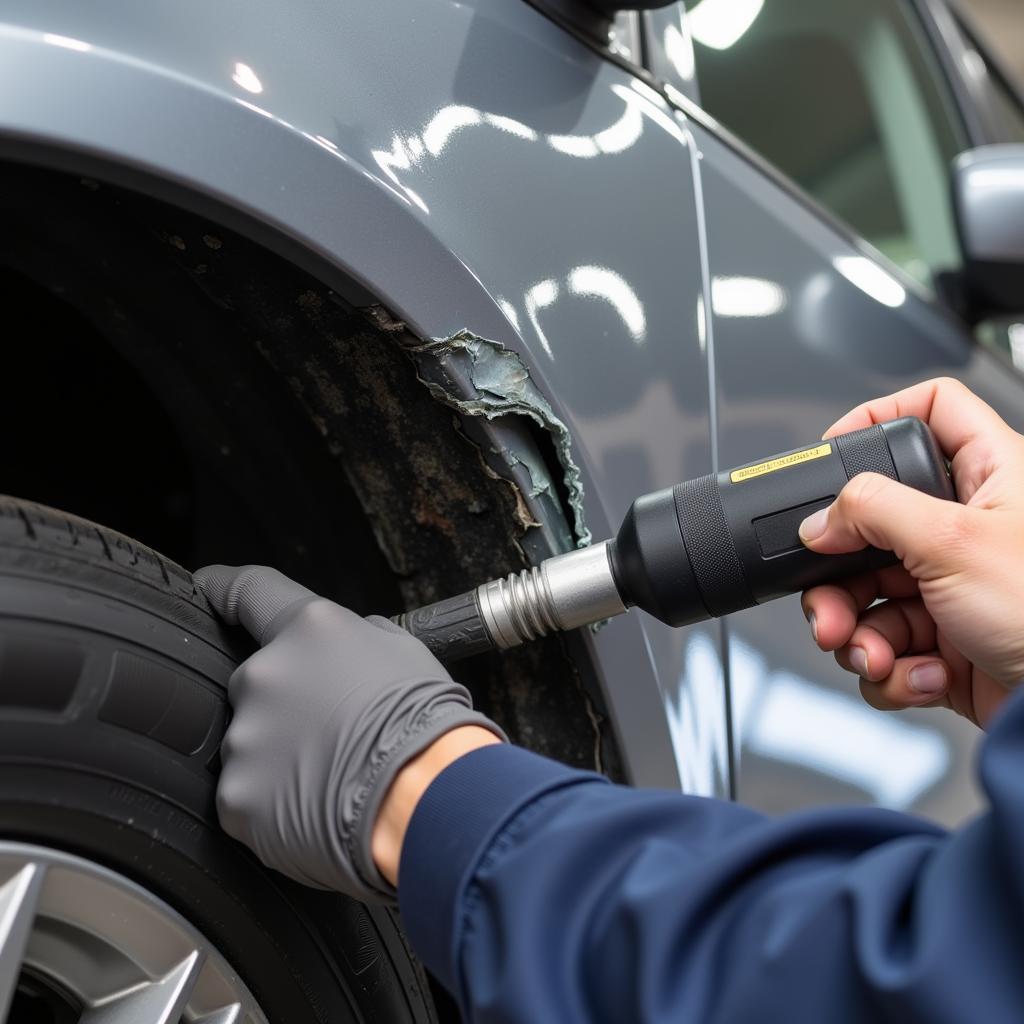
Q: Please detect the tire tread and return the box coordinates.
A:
[0,494,206,607]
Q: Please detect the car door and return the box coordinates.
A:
[647,0,1024,824]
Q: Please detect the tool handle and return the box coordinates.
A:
[391,590,493,661]
[610,417,954,627]
[396,417,955,662]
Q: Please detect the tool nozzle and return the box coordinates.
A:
[392,541,626,663]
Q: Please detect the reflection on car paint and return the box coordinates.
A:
[548,97,644,159]
[667,630,732,795]
[832,256,908,309]
[524,278,559,358]
[711,276,788,318]
[231,61,262,95]
[521,266,650,355]
[568,266,647,342]
[663,22,696,83]
[42,31,90,52]
[730,638,949,809]
[687,0,765,52]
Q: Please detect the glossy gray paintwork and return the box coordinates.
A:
[916,0,999,143]
[643,6,700,104]
[691,114,1024,823]
[0,0,729,795]
[0,0,1021,819]
[955,144,1024,262]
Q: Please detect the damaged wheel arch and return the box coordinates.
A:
[0,159,624,779]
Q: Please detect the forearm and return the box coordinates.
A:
[393,697,1024,1023]
[372,725,502,885]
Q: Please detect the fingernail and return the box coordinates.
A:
[799,507,829,543]
[850,646,869,678]
[909,662,947,695]
[805,608,818,642]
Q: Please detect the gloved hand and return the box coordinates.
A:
[800,377,1024,728]
[194,564,506,903]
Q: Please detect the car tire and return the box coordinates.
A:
[0,495,436,1023]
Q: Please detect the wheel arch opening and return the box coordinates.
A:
[0,156,623,779]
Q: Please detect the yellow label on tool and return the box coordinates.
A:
[730,443,833,483]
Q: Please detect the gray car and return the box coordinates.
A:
[0,0,1023,1020]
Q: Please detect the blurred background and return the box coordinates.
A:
[965,0,1024,86]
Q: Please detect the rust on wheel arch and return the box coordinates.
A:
[152,201,624,778]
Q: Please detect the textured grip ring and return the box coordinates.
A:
[674,474,754,618]
[393,590,493,661]
[834,423,897,482]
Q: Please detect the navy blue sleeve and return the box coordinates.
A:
[399,688,1024,1023]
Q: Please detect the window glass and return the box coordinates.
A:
[686,0,968,286]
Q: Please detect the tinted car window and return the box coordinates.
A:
[686,0,967,286]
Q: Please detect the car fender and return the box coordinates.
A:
[0,2,730,794]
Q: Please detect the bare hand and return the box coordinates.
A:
[800,378,1024,728]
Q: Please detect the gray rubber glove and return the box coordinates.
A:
[194,564,506,903]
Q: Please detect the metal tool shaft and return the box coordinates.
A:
[391,541,625,663]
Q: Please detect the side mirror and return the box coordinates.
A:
[952,145,1024,320]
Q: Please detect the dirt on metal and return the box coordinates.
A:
[150,223,617,774]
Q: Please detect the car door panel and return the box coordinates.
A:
[690,116,1024,823]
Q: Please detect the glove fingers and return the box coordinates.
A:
[194,564,316,644]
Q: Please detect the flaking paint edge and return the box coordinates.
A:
[404,329,592,547]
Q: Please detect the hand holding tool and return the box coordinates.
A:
[394,418,954,662]
[194,564,507,903]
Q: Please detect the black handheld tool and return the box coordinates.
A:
[393,417,954,662]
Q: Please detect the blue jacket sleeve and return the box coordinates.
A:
[398,688,1024,1024]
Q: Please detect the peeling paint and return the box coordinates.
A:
[404,329,591,547]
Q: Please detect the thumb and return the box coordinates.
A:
[799,472,962,571]
[194,564,316,644]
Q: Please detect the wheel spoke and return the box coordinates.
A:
[0,862,46,1024]
[194,1004,243,1024]
[81,950,204,1024]
[0,844,264,1022]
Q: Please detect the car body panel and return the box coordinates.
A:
[690,109,1024,823]
[644,6,700,104]
[915,0,1005,144]
[1,0,1021,820]
[0,0,733,795]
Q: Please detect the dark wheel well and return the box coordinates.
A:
[0,160,621,780]
[0,165,401,613]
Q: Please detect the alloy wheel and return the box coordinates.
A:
[0,842,267,1024]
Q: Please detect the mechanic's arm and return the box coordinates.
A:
[198,377,1024,1023]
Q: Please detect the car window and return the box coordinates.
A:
[685,0,968,288]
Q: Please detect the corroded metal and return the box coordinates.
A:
[146,210,620,776]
